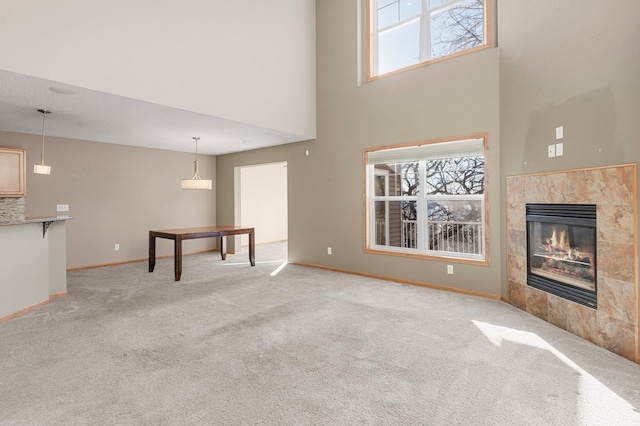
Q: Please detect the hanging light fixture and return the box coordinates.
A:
[34,108,52,175]
[181,137,212,190]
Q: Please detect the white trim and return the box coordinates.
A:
[367,138,483,164]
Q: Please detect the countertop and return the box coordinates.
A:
[0,216,72,226]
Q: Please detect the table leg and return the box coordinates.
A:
[249,230,255,266]
[220,236,227,260]
[175,236,182,281]
[149,233,156,272]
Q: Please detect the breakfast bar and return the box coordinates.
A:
[149,226,255,281]
[0,216,71,321]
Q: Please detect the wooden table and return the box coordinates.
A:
[149,226,255,281]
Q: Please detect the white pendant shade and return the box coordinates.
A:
[33,164,51,175]
[181,178,212,190]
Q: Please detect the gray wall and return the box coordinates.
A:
[217,0,503,296]
[0,130,216,269]
[499,0,640,176]
[499,0,640,300]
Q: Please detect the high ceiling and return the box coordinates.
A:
[0,69,307,156]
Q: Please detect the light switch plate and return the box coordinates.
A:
[556,126,564,140]
[556,142,564,156]
[57,204,69,212]
[548,145,556,158]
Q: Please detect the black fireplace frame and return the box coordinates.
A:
[526,203,597,309]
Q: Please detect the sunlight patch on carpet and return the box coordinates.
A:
[270,261,288,276]
[473,320,638,422]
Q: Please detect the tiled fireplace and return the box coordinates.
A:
[506,164,637,362]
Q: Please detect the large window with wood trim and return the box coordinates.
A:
[368,0,489,78]
[364,135,488,262]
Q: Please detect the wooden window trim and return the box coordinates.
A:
[366,0,492,81]
[362,133,491,266]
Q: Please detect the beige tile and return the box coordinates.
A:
[508,280,527,311]
[547,294,568,330]
[566,302,597,344]
[597,204,635,245]
[508,229,526,257]
[526,174,569,204]
[565,170,599,204]
[525,175,546,204]
[598,276,636,323]
[595,313,636,362]
[545,172,568,204]
[506,203,526,233]
[507,254,527,285]
[506,177,526,205]
[526,286,548,321]
[588,166,635,206]
[598,241,635,283]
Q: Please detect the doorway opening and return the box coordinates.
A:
[233,162,288,261]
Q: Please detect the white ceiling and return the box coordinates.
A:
[0,69,307,156]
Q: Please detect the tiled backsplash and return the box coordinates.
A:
[506,164,637,362]
[0,197,26,222]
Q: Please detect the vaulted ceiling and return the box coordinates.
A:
[0,1,316,155]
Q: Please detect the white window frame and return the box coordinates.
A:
[368,0,489,78]
[374,167,392,244]
[364,135,488,263]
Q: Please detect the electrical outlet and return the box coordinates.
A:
[548,144,556,158]
[555,142,564,156]
[447,264,454,274]
[57,204,69,212]
[327,247,332,255]
[115,244,120,251]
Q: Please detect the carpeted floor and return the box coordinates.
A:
[1,242,639,425]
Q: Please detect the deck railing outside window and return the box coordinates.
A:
[427,221,482,255]
[375,219,482,255]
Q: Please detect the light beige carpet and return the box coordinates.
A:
[1,242,639,425]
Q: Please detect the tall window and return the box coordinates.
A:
[365,136,487,262]
[369,0,488,77]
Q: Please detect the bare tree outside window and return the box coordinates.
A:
[430,0,485,60]
[426,156,484,254]
[372,0,487,77]
[367,137,486,260]
[426,156,485,196]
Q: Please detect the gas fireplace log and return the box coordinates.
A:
[541,258,594,281]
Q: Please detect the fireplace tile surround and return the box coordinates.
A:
[506,164,638,362]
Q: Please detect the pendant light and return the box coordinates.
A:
[181,137,212,190]
[34,109,52,175]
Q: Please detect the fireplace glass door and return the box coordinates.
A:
[526,204,597,308]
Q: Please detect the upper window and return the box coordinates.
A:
[369,0,488,78]
[364,135,488,262]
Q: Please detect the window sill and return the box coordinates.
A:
[364,246,489,266]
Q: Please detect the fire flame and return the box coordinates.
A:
[547,227,570,252]
[543,226,583,261]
